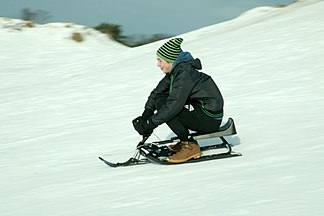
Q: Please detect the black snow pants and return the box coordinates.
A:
[156,95,222,141]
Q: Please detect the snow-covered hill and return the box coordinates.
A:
[1,0,324,215]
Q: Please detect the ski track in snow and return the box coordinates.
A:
[1,1,324,215]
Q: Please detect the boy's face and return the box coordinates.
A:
[156,57,173,74]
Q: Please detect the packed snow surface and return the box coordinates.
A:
[1,1,324,215]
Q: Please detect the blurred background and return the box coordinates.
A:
[0,0,295,46]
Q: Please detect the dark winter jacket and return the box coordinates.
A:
[145,53,224,126]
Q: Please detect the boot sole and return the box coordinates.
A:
[167,153,201,164]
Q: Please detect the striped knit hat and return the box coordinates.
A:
[156,38,183,63]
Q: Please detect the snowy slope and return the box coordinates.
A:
[1,0,324,215]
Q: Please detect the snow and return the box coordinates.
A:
[1,0,324,215]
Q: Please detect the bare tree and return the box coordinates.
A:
[21,8,51,23]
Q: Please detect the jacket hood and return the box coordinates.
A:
[189,58,202,70]
[171,51,202,71]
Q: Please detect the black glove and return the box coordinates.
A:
[132,116,156,137]
[141,109,154,120]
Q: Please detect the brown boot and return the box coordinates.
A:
[168,141,201,163]
[168,142,182,152]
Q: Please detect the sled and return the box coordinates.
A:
[99,118,242,167]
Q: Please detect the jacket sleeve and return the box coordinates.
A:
[151,65,194,126]
[144,75,170,111]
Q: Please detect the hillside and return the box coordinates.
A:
[1,1,324,215]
